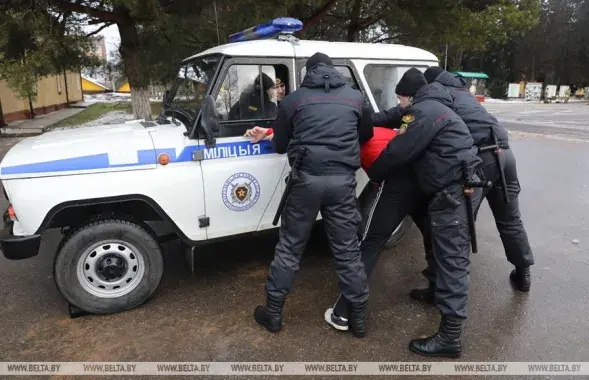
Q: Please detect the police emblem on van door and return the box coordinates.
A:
[222,172,260,211]
[232,182,251,203]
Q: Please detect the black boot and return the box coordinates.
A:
[349,301,367,338]
[408,317,463,358]
[254,294,285,333]
[510,266,531,292]
[410,282,435,305]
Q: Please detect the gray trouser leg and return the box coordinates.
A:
[430,183,483,320]
[483,149,535,267]
[321,174,368,305]
[266,174,322,299]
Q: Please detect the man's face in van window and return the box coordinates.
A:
[275,78,286,101]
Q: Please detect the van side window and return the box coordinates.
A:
[213,63,290,137]
[299,66,360,90]
[363,65,426,111]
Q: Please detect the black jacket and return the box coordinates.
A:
[272,63,373,175]
[228,85,277,120]
[372,105,402,128]
[373,73,509,148]
[366,82,482,196]
[433,71,509,148]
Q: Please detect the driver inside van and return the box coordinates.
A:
[275,77,286,103]
[228,73,278,120]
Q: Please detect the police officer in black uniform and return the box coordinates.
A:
[228,73,278,120]
[253,52,374,338]
[401,67,534,304]
[366,68,483,358]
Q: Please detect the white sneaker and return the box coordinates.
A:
[324,308,349,331]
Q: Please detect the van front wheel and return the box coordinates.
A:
[53,219,164,315]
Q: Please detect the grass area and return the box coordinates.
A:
[51,101,164,128]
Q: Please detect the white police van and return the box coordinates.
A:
[0,18,438,315]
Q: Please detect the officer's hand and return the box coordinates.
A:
[244,126,269,143]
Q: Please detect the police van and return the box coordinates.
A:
[0,18,439,315]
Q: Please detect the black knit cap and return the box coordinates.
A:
[395,68,427,97]
[306,52,334,70]
[424,66,444,84]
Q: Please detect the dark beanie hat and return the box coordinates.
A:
[395,68,427,97]
[424,66,444,84]
[306,52,334,70]
[255,73,275,91]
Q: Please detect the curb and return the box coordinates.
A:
[0,106,88,138]
[0,127,45,138]
[0,132,44,138]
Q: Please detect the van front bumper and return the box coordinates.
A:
[0,221,41,260]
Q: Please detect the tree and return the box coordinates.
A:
[49,14,102,104]
[39,0,220,120]
[0,10,57,118]
[0,99,6,127]
[0,6,100,118]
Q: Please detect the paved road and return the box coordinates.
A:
[483,101,589,140]
[1,125,588,379]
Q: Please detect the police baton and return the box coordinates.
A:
[462,161,492,253]
[272,148,307,226]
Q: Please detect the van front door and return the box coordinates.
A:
[199,57,295,239]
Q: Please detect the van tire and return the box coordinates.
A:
[358,183,413,249]
[53,219,164,315]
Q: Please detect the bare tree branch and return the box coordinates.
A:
[370,34,409,44]
[85,22,113,37]
[359,17,380,30]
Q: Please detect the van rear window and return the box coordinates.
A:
[363,65,427,112]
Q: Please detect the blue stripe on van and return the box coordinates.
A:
[0,140,275,175]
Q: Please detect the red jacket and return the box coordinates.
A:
[266,126,397,170]
[360,127,398,170]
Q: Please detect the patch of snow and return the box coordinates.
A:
[83,93,162,103]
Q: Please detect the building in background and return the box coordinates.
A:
[81,75,108,93]
[89,36,107,61]
[81,35,115,90]
[0,71,83,123]
[115,77,130,93]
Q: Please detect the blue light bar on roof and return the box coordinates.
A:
[228,17,303,43]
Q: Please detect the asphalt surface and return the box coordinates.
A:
[484,101,589,140]
[1,102,588,379]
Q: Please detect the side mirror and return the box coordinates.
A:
[200,95,219,148]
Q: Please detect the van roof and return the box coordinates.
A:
[184,39,438,63]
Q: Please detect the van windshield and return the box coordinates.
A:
[166,54,222,112]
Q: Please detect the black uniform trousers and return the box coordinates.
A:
[266,171,369,305]
[428,182,482,319]
[477,148,535,267]
[332,170,430,319]
[422,147,534,283]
